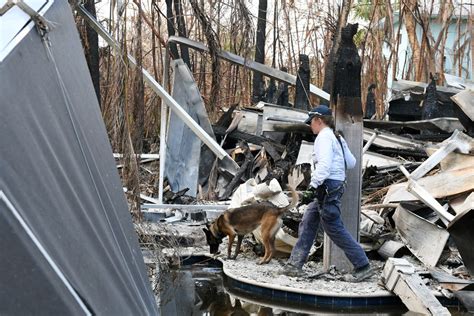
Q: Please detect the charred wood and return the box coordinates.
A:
[294,54,310,110]
[220,142,253,200]
[213,125,286,152]
[331,23,361,103]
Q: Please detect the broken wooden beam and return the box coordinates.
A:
[399,167,474,275]
[382,258,450,315]
[220,143,253,200]
[409,130,470,180]
[400,171,455,224]
[384,167,474,204]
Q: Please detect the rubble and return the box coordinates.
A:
[382,258,450,315]
[120,49,474,312]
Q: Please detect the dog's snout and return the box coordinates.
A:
[210,244,220,254]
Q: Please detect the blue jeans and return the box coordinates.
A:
[288,179,368,269]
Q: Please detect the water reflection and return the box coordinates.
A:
[158,259,407,315]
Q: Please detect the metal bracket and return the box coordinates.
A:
[1,0,52,37]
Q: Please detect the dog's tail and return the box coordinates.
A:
[278,185,299,214]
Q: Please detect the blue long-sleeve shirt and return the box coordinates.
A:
[310,127,356,189]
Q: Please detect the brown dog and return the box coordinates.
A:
[203,186,298,264]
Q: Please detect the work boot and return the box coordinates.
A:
[344,264,375,282]
[278,263,304,277]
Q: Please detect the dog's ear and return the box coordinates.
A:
[202,227,210,236]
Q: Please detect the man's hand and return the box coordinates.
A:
[301,186,317,204]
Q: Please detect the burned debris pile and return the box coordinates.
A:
[139,89,473,313]
[127,56,474,313]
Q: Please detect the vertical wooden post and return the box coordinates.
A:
[323,23,363,272]
[323,97,363,272]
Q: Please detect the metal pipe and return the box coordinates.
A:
[158,45,170,204]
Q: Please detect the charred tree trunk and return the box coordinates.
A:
[79,0,101,108]
[421,75,438,122]
[273,67,289,107]
[252,0,268,104]
[322,0,352,94]
[403,0,422,80]
[165,0,180,60]
[118,11,141,221]
[174,0,191,70]
[132,1,145,153]
[294,54,310,110]
[189,0,221,110]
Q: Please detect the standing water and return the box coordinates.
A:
[157,256,410,315]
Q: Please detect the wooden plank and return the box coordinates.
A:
[400,275,450,315]
[406,179,455,223]
[384,167,474,203]
[382,258,450,315]
[450,192,474,215]
[393,204,450,267]
[323,97,363,271]
[167,36,330,101]
[363,128,424,151]
[451,89,474,121]
[430,269,474,291]
[364,117,465,133]
[426,148,474,172]
[410,141,458,180]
